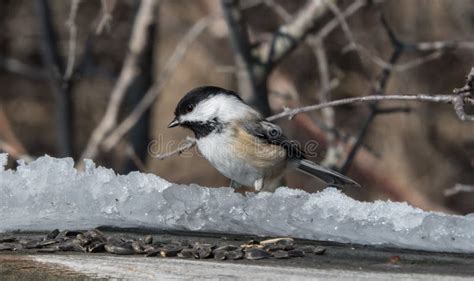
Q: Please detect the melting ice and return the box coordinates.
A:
[0,154,473,253]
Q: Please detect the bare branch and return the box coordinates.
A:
[327,2,474,73]
[263,0,292,22]
[221,0,270,115]
[413,40,474,52]
[322,0,439,73]
[64,0,81,80]
[314,42,331,103]
[313,1,456,74]
[452,67,474,121]
[355,46,443,72]
[270,63,474,126]
[0,140,33,162]
[312,0,368,42]
[313,40,342,167]
[0,106,33,162]
[254,0,336,69]
[453,67,474,94]
[453,96,474,122]
[0,56,47,80]
[444,184,474,197]
[267,93,468,121]
[101,17,210,151]
[322,0,357,50]
[80,0,158,162]
[34,0,74,157]
[96,0,116,34]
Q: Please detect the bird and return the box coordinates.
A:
[168,86,359,192]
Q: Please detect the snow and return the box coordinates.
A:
[1,154,473,253]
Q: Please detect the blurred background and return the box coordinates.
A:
[0,0,473,214]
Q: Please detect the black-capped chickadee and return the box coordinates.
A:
[168,86,359,192]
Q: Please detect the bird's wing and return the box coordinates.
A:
[242,120,305,159]
[242,120,359,187]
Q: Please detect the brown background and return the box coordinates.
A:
[0,0,473,213]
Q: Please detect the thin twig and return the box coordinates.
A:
[322,0,357,50]
[312,0,368,42]
[323,0,442,73]
[444,184,474,197]
[315,0,457,75]
[101,17,210,151]
[413,40,474,52]
[272,66,474,124]
[312,0,374,86]
[152,137,197,160]
[355,46,444,72]
[267,94,460,121]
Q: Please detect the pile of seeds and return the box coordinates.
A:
[0,229,326,261]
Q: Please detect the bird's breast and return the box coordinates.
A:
[196,127,287,187]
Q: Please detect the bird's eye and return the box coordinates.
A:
[185,104,194,113]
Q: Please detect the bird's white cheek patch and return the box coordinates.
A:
[192,95,252,123]
[179,102,218,123]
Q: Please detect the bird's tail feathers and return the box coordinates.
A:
[296,159,360,187]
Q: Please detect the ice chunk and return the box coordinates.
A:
[0,155,473,253]
[0,153,7,171]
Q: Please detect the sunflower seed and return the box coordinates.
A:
[244,248,271,260]
[104,244,134,255]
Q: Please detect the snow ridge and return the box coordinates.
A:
[1,154,473,253]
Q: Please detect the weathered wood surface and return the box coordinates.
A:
[0,255,88,280]
[1,230,473,280]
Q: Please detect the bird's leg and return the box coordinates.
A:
[254,178,264,192]
[260,176,280,193]
[229,180,242,189]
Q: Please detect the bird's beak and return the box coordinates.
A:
[168,118,180,128]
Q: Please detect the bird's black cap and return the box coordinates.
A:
[173,86,242,118]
